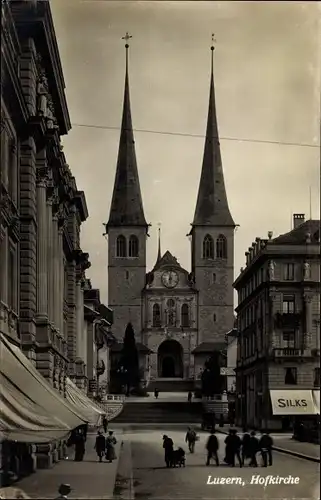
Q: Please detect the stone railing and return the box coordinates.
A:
[99,394,125,421]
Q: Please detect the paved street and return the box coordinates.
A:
[126,430,320,499]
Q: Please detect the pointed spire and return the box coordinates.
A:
[157,223,162,262]
[192,35,235,227]
[107,33,147,229]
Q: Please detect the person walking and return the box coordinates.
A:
[230,429,242,467]
[102,415,108,434]
[74,430,85,462]
[154,388,159,399]
[241,428,251,466]
[105,431,117,463]
[187,391,192,403]
[185,427,197,453]
[248,430,259,467]
[94,431,106,463]
[162,435,174,468]
[259,430,273,467]
[206,431,219,466]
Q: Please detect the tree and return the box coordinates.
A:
[201,351,224,396]
[120,322,140,392]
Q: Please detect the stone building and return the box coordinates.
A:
[106,40,235,388]
[234,214,320,430]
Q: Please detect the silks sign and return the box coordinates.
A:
[270,390,318,415]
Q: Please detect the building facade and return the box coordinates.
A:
[234,214,320,430]
[106,42,235,385]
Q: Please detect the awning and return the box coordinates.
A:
[270,389,318,416]
[0,334,88,442]
[312,390,320,414]
[65,377,104,425]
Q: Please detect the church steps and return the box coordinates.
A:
[113,401,203,424]
[147,379,194,393]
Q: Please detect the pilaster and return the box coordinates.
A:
[52,211,60,334]
[46,182,54,325]
[35,162,48,320]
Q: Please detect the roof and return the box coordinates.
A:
[192,49,235,228]
[153,250,185,272]
[269,220,320,245]
[192,341,227,354]
[106,48,147,229]
[110,342,153,354]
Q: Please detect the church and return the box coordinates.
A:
[105,37,236,389]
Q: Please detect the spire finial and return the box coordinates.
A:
[210,33,216,72]
[122,32,132,71]
[157,223,162,261]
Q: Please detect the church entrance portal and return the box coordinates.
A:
[157,340,183,378]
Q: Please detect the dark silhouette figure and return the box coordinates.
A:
[55,483,71,499]
[154,388,159,399]
[249,431,259,467]
[102,416,108,433]
[259,430,273,466]
[241,428,251,465]
[187,391,192,403]
[74,431,85,461]
[224,429,242,467]
[94,431,106,462]
[206,431,219,466]
[163,435,174,468]
[185,427,197,453]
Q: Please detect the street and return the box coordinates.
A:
[125,430,320,499]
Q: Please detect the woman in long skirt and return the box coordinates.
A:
[105,431,117,463]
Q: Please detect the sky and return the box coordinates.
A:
[51,0,320,305]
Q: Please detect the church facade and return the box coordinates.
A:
[105,41,235,385]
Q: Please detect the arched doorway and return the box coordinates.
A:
[157,340,183,378]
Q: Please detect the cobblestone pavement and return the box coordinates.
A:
[127,430,320,499]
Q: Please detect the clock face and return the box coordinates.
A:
[161,270,179,288]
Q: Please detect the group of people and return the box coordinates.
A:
[206,428,273,467]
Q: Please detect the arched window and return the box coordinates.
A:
[181,303,189,328]
[116,235,126,257]
[203,234,214,259]
[128,235,139,257]
[216,234,227,259]
[153,304,161,327]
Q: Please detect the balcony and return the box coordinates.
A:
[274,313,302,329]
[272,348,312,359]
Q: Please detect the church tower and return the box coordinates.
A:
[190,40,235,345]
[105,34,148,340]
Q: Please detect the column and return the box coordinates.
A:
[52,213,59,332]
[1,228,8,304]
[76,280,82,358]
[46,194,54,324]
[304,294,313,349]
[36,172,48,318]
[58,226,64,336]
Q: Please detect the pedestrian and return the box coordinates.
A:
[206,430,219,466]
[223,429,233,465]
[259,430,273,467]
[187,391,192,403]
[74,430,85,462]
[154,388,159,399]
[230,429,242,467]
[185,427,197,453]
[94,430,106,463]
[102,415,108,433]
[248,430,259,467]
[162,435,174,468]
[241,428,251,465]
[105,431,117,463]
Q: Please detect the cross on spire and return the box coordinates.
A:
[210,33,216,71]
[122,32,132,47]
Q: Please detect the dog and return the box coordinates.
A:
[170,447,186,467]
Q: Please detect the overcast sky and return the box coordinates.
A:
[51,0,320,305]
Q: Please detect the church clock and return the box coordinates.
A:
[161,270,179,288]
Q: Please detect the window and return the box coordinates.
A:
[125,270,129,280]
[128,235,139,257]
[181,303,189,328]
[213,313,217,322]
[152,304,161,327]
[284,367,297,385]
[116,235,126,257]
[216,234,227,259]
[202,234,214,259]
[213,273,216,283]
[314,367,320,387]
[8,247,16,311]
[284,263,295,281]
[282,295,295,314]
[167,298,175,308]
[283,331,295,347]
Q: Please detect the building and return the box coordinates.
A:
[234,214,320,430]
[226,328,237,394]
[0,1,113,476]
[105,41,235,388]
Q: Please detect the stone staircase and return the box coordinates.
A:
[147,378,194,393]
[113,401,203,424]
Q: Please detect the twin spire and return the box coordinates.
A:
[107,33,234,232]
